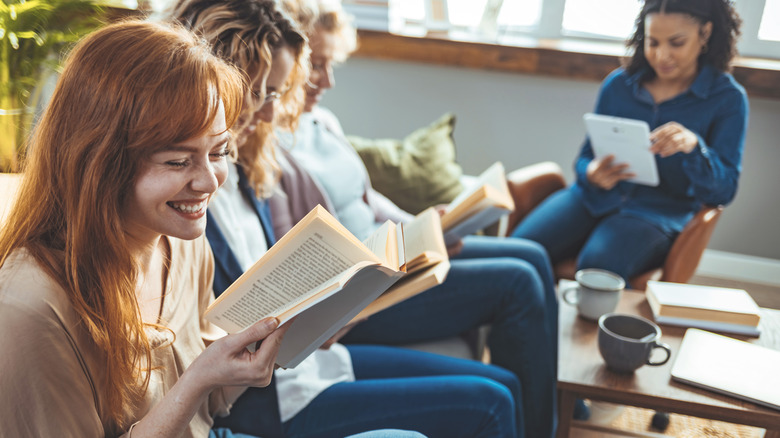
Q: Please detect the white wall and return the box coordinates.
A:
[322,57,780,262]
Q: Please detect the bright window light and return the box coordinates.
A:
[397,0,425,22]
[561,0,641,39]
[448,0,487,28]
[758,0,780,42]
[497,0,542,29]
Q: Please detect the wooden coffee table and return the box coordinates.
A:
[557,289,780,437]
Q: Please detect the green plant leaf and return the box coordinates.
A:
[8,31,18,49]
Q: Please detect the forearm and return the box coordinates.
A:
[220,385,248,408]
[122,368,212,438]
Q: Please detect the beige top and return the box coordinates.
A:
[0,235,233,437]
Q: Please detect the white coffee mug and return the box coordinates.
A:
[562,268,625,321]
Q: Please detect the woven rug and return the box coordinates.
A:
[607,404,765,437]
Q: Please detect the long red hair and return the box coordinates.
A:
[0,20,245,428]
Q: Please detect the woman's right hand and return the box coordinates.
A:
[586,155,635,190]
[127,317,290,437]
[189,317,290,391]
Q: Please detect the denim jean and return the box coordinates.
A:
[212,427,427,438]
[510,187,675,288]
[341,235,559,438]
[283,345,519,438]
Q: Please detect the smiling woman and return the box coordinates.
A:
[124,103,231,243]
[0,19,303,438]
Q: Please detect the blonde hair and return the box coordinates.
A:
[0,20,245,429]
[282,0,357,62]
[170,0,310,198]
[313,0,357,62]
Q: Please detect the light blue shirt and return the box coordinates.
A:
[282,112,377,240]
[574,65,749,235]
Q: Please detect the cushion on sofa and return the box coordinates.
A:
[347,113,464,215]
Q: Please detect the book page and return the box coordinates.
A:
[403,207,447,273]
[445,162,509,214]
[362,220,399,268]
[206,206,384,333]
[442,162,513,230]
[443,205,508,246]
[351,259,451,323]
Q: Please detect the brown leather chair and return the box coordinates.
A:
[500,161,724,291]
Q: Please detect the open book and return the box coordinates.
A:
[204,206,449,368]
[352,207,450,321]
[440,162,514,245]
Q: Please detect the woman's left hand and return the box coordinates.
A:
[650,122,699,157]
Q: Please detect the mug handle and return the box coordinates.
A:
[647,341,672,366]
[561,285,580,305]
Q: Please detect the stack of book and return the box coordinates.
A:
[645,280,762,337]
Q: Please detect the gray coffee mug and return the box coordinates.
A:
[562,268,625,321]
[598,313,672,373]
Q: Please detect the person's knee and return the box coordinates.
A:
[462,376,517,435]
[504,261,546,313]
[578,248,630,281]
[485,366,523,404]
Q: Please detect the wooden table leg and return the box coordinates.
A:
[556,389,576,438]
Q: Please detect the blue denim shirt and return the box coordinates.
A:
[573,65,749,235]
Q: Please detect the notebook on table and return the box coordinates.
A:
[671,328,780,411]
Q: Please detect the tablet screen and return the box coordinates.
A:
[583,113,660,187]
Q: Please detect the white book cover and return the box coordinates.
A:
[671,329,780,411]
[646,280,760,316]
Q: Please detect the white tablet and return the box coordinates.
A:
[583,113,659,187]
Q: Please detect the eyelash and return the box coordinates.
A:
[211,148,231,159]
[165,147,231,168]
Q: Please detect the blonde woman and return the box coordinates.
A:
[168,1,521,437]
[273,2,559,437]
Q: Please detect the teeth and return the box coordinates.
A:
[170,200,206,214]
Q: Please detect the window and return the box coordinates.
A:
[560,0,640,40]
[758,0,780,42]
[355,0,780,60]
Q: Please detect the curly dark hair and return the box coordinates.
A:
[623,0,742,76]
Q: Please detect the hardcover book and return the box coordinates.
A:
[646,280,761,337]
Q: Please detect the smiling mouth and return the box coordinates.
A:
[167,200,207,214]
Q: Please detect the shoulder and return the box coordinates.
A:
[709,69,748,104]
[0,249,104,431]
[601,67,630,89]
[0,249,75,324]
[312,107,345,137]
[605,67,629,82]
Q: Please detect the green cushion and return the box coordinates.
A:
[347,113,464,215]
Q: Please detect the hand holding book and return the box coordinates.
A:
[205,205,451,368]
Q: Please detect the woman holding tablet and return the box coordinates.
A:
[511,0,748,288]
